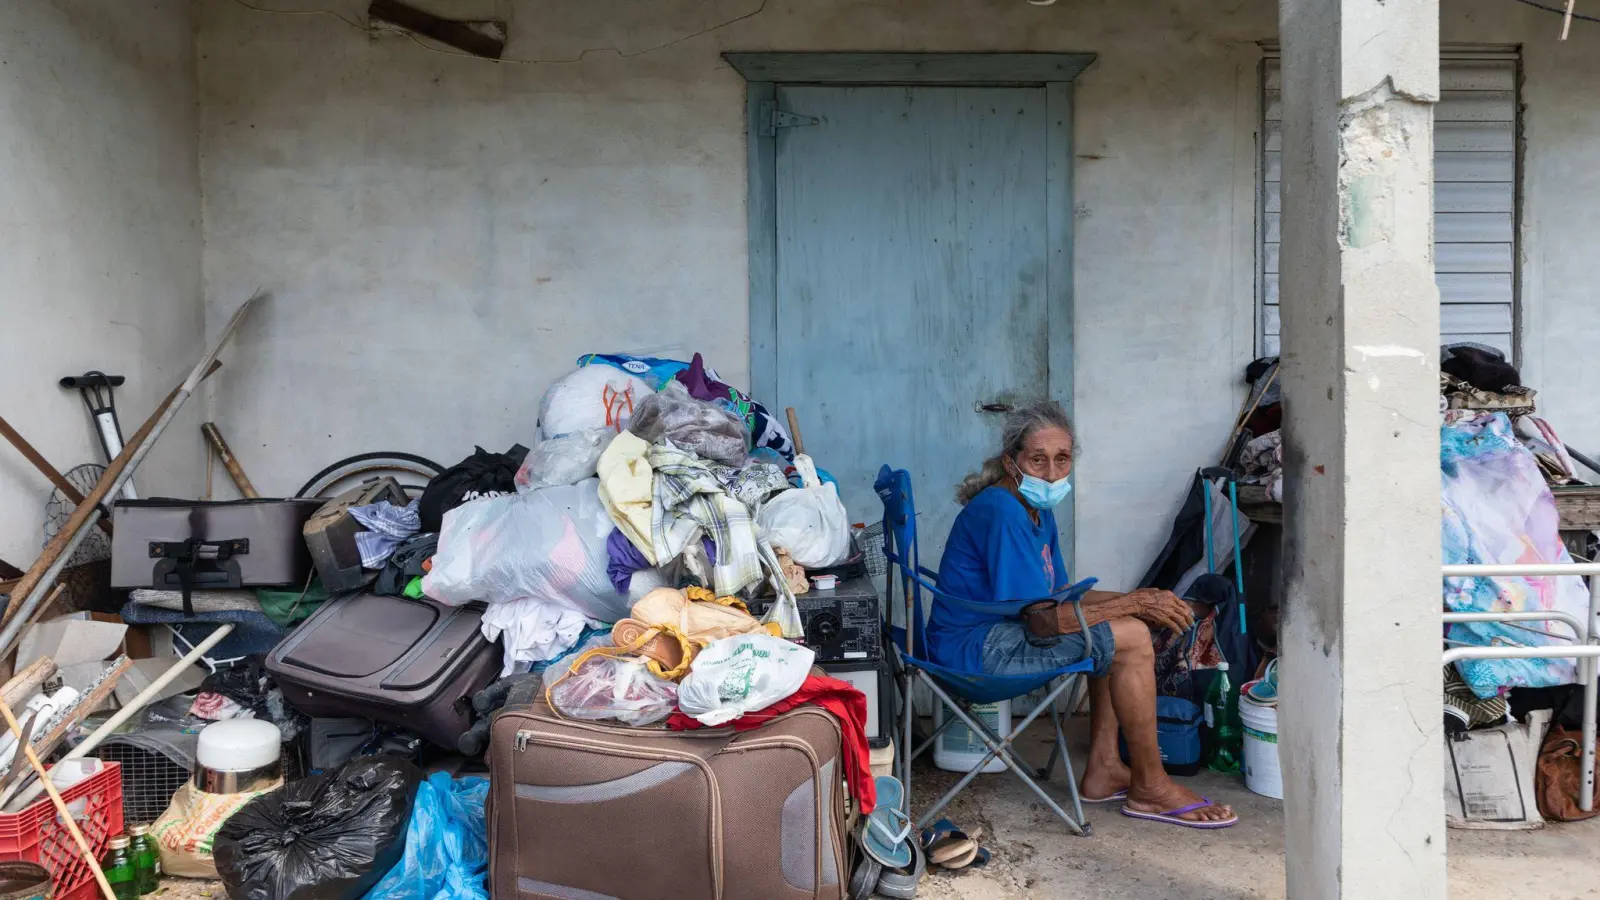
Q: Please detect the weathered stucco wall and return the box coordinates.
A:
[0,1,203,570]
[197,0,1270,586]
[197,0,1600,588]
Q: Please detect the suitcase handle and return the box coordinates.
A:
[150,538,249,616]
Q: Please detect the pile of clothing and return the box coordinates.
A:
[411,352,876,808]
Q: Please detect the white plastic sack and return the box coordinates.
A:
[516,428,617,492]
[422,478,665,622]
[757,456,851,568]
[542,635,678,726]
[539,366,653,441]
[677,633,816,726]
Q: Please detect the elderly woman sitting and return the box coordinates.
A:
[925,400,1237,829]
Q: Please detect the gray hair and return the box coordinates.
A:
[955,400,1078,505]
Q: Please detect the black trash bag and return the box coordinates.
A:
[214,757,423,900]
[418,444,528,532]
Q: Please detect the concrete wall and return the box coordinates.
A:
[0,2,203,571]
[196,0,1600,587]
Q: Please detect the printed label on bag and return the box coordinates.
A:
[1204,704,1215,729]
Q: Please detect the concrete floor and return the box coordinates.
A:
[910,718,1600,900]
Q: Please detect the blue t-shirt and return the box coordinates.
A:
[926,486,1068,672]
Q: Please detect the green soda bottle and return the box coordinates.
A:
[1205,662,1244,775]
[129,824,160,894]
[101,835,139,900]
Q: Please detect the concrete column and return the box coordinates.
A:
[1277,0,1444,898]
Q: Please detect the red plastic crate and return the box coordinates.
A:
[0,762,123,900]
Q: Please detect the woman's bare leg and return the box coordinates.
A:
[1078,676,1131,799]
[1090,616,1235,823]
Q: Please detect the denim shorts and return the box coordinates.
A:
[980,620,1116,678]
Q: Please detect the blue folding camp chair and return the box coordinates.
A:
[874,465,1101,836]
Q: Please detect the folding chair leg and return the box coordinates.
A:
[900,667,914,817]
[917,676,1090,836]
[913,711,960,762]
[1051,678,1088,828]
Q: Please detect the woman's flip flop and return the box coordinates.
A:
[1081,789,1129,804]
[1120,798,1239,829]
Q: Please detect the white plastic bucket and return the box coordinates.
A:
[934,700,1011,774]
[1239,692,1282,800]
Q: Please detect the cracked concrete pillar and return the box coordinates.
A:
[1277,0,1444,897]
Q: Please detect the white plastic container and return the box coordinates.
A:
[1239,692,1282,800]
[933,700,1010,774]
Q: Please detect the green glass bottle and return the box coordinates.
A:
[129,824,160,894]
[101,835,139,900]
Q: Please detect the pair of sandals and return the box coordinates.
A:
[851,777,924,899]
[852,777,992,899]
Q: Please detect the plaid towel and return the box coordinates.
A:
[648,440,767,597]
[351,499,422,569]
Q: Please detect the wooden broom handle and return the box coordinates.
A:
[785,407,805,457]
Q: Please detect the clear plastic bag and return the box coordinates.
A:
[515,429,617,492]
[757,456,852,567]
[543,636,679,726]
[423,478,664,622]
[627,381,748,466]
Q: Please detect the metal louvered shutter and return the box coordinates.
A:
[1260,55,1518,359]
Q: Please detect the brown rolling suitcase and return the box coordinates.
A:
[488,700,848,900]
[266,592,500,749]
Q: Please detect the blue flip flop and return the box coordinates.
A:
[860,776,913,870]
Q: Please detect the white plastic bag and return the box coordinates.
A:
[422,478,665,622]
[757,456,851,568]
[542,635,678,726]
[677,633,816,726]
[539,366,653,441]
[515,428,617,492]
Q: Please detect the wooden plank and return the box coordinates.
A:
[1265,274,1278,305]
[1262,333,1280,357]
[1436,181,1514,213]
[1265,181,1280,213]
[1264,305,1280,336]
[0,658,57,712]
[1265,151,1280,181]
[1552,486,1600,530]
[1436,242,1513,273]
[1436,273,1514,305]
[368,0,504,59]
[723,53,1098,85]
[1436,212,1514,243]
[1436,151,1515,182]
[1264,241,1279,275]
[1265,212,1280,243]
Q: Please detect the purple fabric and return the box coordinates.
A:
[606,529,652,593]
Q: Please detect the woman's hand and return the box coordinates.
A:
[1120,587,1195,633]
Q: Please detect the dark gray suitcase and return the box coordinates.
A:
[110,499,323,612]
[266,592,500,749]
[302,477,409,593]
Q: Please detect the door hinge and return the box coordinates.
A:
[761,100,820,137]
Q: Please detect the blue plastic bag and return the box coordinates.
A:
[363,773,490,900]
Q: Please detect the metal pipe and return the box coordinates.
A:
[1443,610,1585,639]
[1442,644,1600,665]
[1443,563,1600,577]
[1583,574,1600,812]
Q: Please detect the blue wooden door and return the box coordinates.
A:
[772,85,1053,562]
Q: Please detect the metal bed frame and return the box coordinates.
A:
[1442,561,1600,812]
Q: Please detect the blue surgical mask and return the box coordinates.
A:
[1017,473,1073,510]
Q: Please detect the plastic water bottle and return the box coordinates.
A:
[1205,662,1243,774]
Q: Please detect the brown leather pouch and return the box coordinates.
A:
[1536,724,1600,822]
[1021,600,1067,647]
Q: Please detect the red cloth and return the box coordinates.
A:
[667,673,877,814]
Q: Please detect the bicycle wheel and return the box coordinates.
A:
[296,452,445,499]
